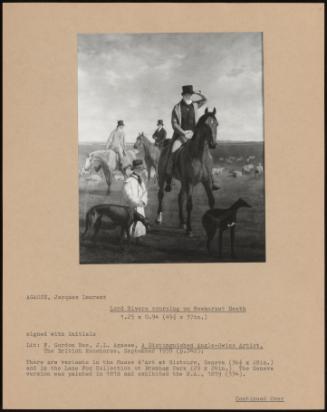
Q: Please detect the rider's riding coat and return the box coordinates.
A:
[123,172,148,238]
[106,127,126,166]
[152,126,167,146]
[107,127,125,151]
[171,96,206,152]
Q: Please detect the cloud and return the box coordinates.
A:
[78,33,263,143]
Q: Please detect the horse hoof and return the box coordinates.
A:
[180,224,187,230]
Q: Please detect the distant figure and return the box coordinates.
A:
[202,198,251,258]
[106,120,127,170]
[164,85,220,192]
[255,162,264,177]
[152,120,167,147]
[123,159,148,240]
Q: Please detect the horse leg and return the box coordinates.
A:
[156,180,164,224]
[156,149,170,224]
[202,179,215,209]
[103,167,112,195]
[186,185,193,236]
[178,186,186,229]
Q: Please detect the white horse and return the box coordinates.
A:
[82,149,137,193]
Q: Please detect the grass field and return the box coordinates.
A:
[79,142,265,264]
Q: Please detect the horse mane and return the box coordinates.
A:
[138,133,152,146]
[196,112,213,127]
[190,113,212,142]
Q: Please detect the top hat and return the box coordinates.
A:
[157,119,164,126]
[117,120,125,126]
[181,85,194,95]
[132,159,145,170]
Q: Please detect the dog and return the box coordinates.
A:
[202,198,251,258]
[81,204,150,244]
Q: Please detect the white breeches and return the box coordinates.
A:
[172,140,182,153]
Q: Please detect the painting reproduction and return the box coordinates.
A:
[78,33,265,264]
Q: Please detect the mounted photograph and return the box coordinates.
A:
[78,32,265,263]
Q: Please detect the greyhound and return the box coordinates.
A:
[81,204,149,244]
[202,198,251,258]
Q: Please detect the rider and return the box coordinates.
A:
[152,119,167,147]
[106,120,126,170]
[165,85,220,192]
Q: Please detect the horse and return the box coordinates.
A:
[156,107,219,236]
[82,149,136,193]
[133,132,161,181]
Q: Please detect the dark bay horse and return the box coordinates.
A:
[133,132,161,181]
[156,108,219,236]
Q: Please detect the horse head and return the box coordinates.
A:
[83,155,93,172]
[201,107,219,149]
[134,132,145,150]
[83,153,102,173]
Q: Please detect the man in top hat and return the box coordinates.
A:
[152,119,167,147]
[106,120,126,170]
[164,85,219,192]
[123,159,148,239]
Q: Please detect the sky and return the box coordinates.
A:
[78,33,263,143]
